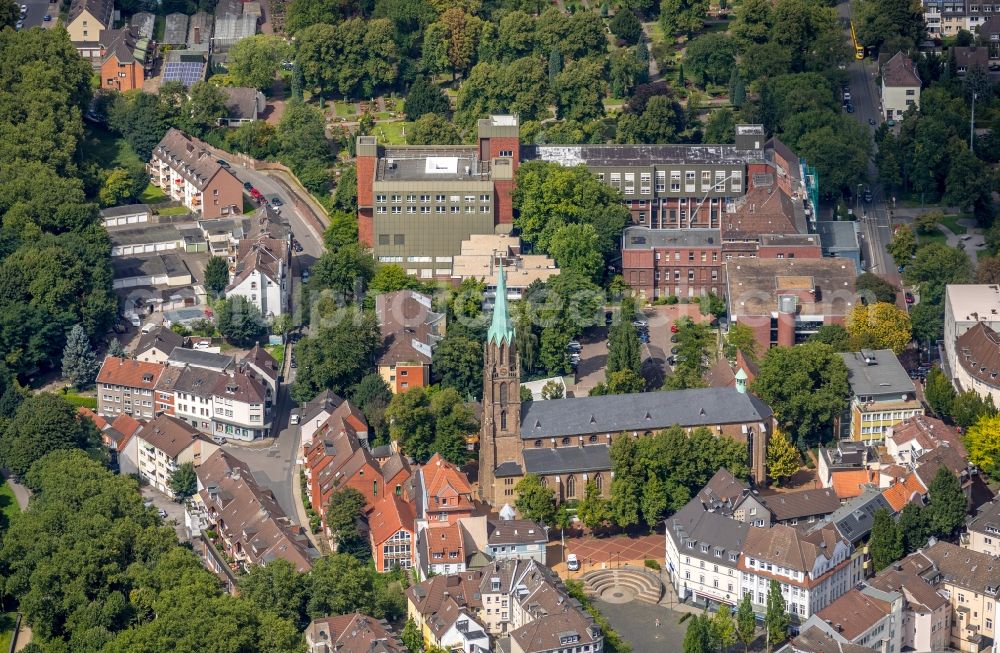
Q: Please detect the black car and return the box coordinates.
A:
[846,104,854,113]
[243,181,253,191]
[216,159,231,169]
[271,197,284,207]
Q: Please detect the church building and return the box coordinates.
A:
[478,266,776,508]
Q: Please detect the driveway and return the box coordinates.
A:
[141,486,189,542]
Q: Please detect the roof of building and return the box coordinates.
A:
[304,613,405,653]
[509,606,601,653]
[220,87,261,121]
[423,453,474,505]
[744,523,846,575]
[815,221,860,253]
[840,349,915,397]
[523,143,761,167]
[759,488,842,522]
[487,518,547,546]
[487,264,515,346]
[153,128,232,191]
[954,45,990,70]
[374,147,486,182]
[667,497,751,566]
[375,290,443,366]
[522,445,611,475]
[452,234,559,288]
[163,12,189,45]
[882,52,921,87]
[888,414,965,457]
[100,26,150,66]
[723,186,800,238]
[421,522,465,563]
[97,356,164,389]
[813,588,892,641]
[726,258,857,318]
[912,444,972,490]
[880,474,926,512]
[301,389,345,425]
[784,626,878,653]
[956,321,1000,390]
[68,0,113,25]
[866,559,947,614]
[108,222,181,247]
[830,469,876,500]
[759,234,820,248]
[130,11,155,39]
[137,414,214,458]
[520,387,772,439]
[946,284,1000,324]
[133,325,185,358]
[368,493,416,546]
[112,253,190,280]
[622,227,721,249]
[407,570,485,616]
[167,347,235,372]
[211,370,266,405]
[197,449,318,571]
[697,468,749,513]
[920,540,1000,595]
[100,203,152,218]
[812,488,891,544]
[240,344,279,383]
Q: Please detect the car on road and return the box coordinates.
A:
[566,553,580,571]
[846,104,854,113]
[905,292,915,304]
[249,187,264,203]
[864,187,872,202]
[887,119,896,126]
[243,181,253,190]
[15,20,22,29]
[216,159,231,169]
[293,242,303,253]
[19,4,25,13]
[869,118,876,126]
[671,347,679,355]
[290,410,300,426]
[270,197,284,207]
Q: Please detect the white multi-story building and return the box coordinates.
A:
[881,53,921,121]
[157,363,270,441]
[944,284,1000,385]
[226,235,290,318]
[739,523,857,622]
[135,414,219,496]
[666,497,750,609]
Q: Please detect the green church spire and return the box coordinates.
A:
[487,263,515,346]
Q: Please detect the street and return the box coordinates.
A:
[837,1,903,294]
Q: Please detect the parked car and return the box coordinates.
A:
[632,319,648,328]
[43,13,51,20]
[216,159,231,169]
[670,323,679,333]
[290,410,301,425]
[566,553,580,571]
[898,265,905,273]
[905,292,915,304]
[566,340,582,352]
[243,181,253,190]
[158,509,168,519]
[846,104,854,113]
[869,118,876,126]
[639,332,650,343]
[270,197,284,206]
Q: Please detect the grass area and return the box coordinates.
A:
[918,229,947,248]
[157,205,189,216]
[333,100,357,117]
[81,126,143,170]
[940,214,968,235]
[385,97,404,113]
[243,197,257,213]
[61,391,97,410]
[374,121,410,145]
[0,611,16,652]
[265,344,285,368]
[140,183,167,203]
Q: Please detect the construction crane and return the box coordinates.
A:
[851,20,864,60]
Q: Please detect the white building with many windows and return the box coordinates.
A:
[135,414,219,496]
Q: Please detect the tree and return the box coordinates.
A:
[228,119,277,159]
[685,33,737,87]
[168,461,198,500]
[724,322,758,361]
[369,264,423,295]
[898,502,929,553]
[431,332,483,400]
[407,112,461,145]
[326,486,369,559]
[0,0,17,29]
[751,342,849,449]
[312,244,375,301]
[385,387,435,460]
[99,167,139,207]
[856,272,898,304]
[951,390,996,429]
[904,243,972,290]
[736,592,756,653]
[684,613,712,653]
[869,508,903,572]
[0,393,103,478]
[548,49,563,86]
[324,211,358,251]
[217,296,268,347]
[405,76,450,121]
[292,309,383,402]
[277,101,331,171]
[592,369,646,395]
[914,210,944,235]
[977,256,1000,284]
[609,436,641,528]
[108,337,126,358]
[924,367,956,418]
[845,302,912,354]
[576,480,610,529]
[705,108,737,144]
[925,467,968,538]
[610,9,642,44]
[607,308,642,377]
[187,81,228,135]
[794,118,871,198]
[608,47,647,102]
[711,604,737,653]
[108,91,166,160]
[765,578,790,648]
[540,380,563,400]
[514,474,556,524]
[766,429,800,487]
[61,324,99,389]
[239,560,309,628]
[204,256,230,299]
[660,0,708,36]
[967,414,1000,479]
[887,225,917,265]
[401,619,424,653]
[616,94,686,144]
[554,58,607,123]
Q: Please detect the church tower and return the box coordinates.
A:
[478,264,523,507]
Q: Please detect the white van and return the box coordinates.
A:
[140,322,156,334]
[290,409,301,426]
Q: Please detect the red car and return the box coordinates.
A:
[905,292,915,304]
[670,323,679,333]
[249,188,264,203]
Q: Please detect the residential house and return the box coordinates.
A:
[839,349,923,443]
[239,344,280,407]
[880,473,927,513]
[881,52,921,120]
[148,129,243,218]
[99,26,150,92]
[509,607,602,653]
[799,586,904,653]
[417,521,465,578]
[162,364,270,440]
[813,487,893,547]
[375,290,445,394]
[226,235,290,318]
[304,430,382,520]
[953,321,1000,406]
[483,518,547,564]
[299,390,349,453]
[67,0,114,65]
[369,492,417,573]
[725,258,857,352]
[779,627,878,653]
[80,408,143,475]
[407,571,486,649]
[886,414,966,467]
[305,613,406,653]
[666,497,750,608]
[695,468,759,520]
[757,488,843,528]
[96,356,164,420]
[219,87,265,126]
[417,453,476,529]
[944,284,1000,390]
[186,449,318,571]
[816,442,878,499]
[867,556,951,652]
[953,45,991,75]
[135,414,219,496]
[965,497,1000,557]
[132,325,184,363]
[740,523,856,621]
[167,348,235,372]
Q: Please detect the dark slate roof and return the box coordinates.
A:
[809,488,891,544]
[521,445,610,475]
[167,348,235,371]
[966,496,1000,537]
[494,461,524,477]
[667,498,750,567]
[759,488,842,522]
[520,388,772,439]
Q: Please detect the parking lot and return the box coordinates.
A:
[141,486,190,542]
[18,0,58,29]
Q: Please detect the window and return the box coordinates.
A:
[906,89,916,96]
[420,194,430,202]
[406,194,416,203]
[435,194,445,202]
[499,149,513,157]
[610,173,621,186]
[988,619,994,630]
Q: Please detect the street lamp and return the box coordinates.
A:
[971,92,978,153]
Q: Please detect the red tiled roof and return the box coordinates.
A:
[78,407,109,430]
[881,474,926,512]
[97,356,164,389]
[368,493,416,546]
[831,469,875,499]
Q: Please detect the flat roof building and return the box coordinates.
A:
[840,349,922,443]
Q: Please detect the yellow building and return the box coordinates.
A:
[840,350,923,442]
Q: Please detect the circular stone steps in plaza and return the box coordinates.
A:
[582,566,664,605]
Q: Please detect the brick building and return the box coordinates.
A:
[148,129,243,218]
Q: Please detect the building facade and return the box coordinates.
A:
[375,290,444,393]
[148,129,243,218]
[944,284,1000,391]
[881,52,921,120]
[96,357,164,420]
[840,349,923,443]
[135,414,219,496]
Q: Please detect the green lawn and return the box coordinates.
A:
[918,229,947,248]
[265,344,285,368]
[82,126,143,170]
[940,214,968,235]
[243,197,257,214]
[61,392,97,410]
[0,611,16,652]
[333,100,357,117]
[375,121,410,145]
[157,205,189,217]
[140,183,167,203]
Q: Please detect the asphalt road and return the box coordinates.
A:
[19,0,57,30]
[838,1,904,296]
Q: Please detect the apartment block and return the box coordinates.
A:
[226,234,290,318]
[305,614,406,653]
[666,497,749,608]
[840,349,923,443]
[135,414,219,496]
[156,363,270,441]
[375,290,444,393]
[148,129,243,218]
[67,0,114,65]
[99,26,150,92]
[96,356,164,420]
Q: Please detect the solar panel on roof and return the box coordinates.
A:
[162,61,206,88]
